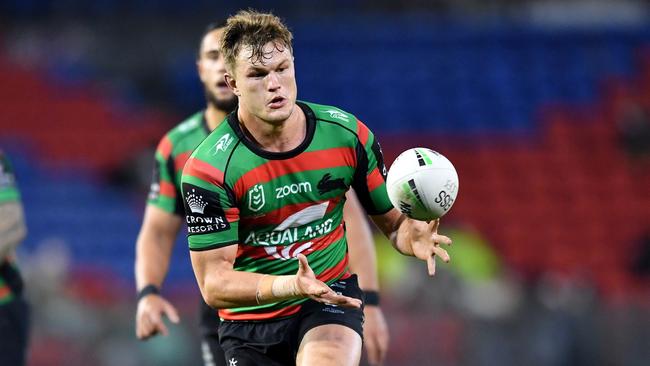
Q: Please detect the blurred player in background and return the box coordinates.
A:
[0,150,30,366]
[182,10,451,366]
[135,21,389,366]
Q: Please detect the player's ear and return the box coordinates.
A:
[196,60,205,82]
[224,73,240,96]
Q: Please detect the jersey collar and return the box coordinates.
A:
[227,101,316,160]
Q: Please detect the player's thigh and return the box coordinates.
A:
[296,323,362,366]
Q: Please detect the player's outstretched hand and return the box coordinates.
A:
[405,218,452,276]
[295,254,362,309]
[135,294,180,340]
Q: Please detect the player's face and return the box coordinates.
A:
[197,29,237,112]
[226,41,297,124]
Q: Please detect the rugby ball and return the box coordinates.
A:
[386,148,459,221]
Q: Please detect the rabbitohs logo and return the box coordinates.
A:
[317,173,346,195]
[248,184,265,212]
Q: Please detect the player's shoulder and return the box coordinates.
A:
[164,111,206,143]
[302,100,369,140]
[304,101,357,126]
[188,115,239,168]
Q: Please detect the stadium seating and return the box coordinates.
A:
[1,24,649,297]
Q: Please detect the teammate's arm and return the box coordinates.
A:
[134,205,181,339]
[343,189,389,366]
[0,201,27,259]
[190,247,361,309]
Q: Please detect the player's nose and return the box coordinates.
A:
[266,71,281,90]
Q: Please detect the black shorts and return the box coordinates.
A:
[0,297,30,366]
[199,299,226,366]
[218,274,365,366]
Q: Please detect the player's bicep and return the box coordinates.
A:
[190,244,238,298]
[351,121,392,215]
[139,204,183,243]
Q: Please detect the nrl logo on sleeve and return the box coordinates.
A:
[248,184,265,212]
[211,133,234,155]
[324,109,349,122]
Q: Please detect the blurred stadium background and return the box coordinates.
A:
[1,0,650,365]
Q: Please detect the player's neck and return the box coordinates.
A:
[238,104,306,153]
[204,104,229,131]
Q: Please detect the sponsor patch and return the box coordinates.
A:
[182,183,230,235]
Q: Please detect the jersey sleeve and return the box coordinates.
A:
[147,136,183,216]
[0,151,21,204]
[351,120,393,215]
[181,157,240,251]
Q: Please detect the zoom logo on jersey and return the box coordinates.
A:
[276,182,312,199]
[318,173,346,195]
[182,183,230,235]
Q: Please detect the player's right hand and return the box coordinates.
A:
[135,294,180,340]
[295,254,362,309]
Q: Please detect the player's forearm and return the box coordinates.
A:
[200,268,264,308]
[201,268,303,309]
[390,217,416,256]
[135,229,175,290]
[372,209,412,256]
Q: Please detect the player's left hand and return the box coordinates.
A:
[404,218,452,276]
[363,305,389,365]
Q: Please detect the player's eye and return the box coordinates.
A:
[206,50,220,60]
[249,71,266,78]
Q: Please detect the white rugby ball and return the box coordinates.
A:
[386,148,459,221]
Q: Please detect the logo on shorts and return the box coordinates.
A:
[228,358,238,366]
[248,184,265,212]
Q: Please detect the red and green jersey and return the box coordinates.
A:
[181,101,392,321]
[148,111,211,216]
[0,150,22,304]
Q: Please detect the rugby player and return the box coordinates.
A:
[0,150,30,366]
[181,10,452,366]
[135,20,389,366]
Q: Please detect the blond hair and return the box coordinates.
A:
[221,10,293,73]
